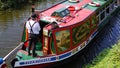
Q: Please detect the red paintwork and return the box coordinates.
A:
[43,0,94,30]
[41,4,66,16]
[44,8,93,30]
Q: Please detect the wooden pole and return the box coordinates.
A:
[31,3,35,14]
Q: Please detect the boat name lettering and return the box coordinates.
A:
[20,58,51,65]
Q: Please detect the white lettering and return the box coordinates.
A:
[23,58,51,65]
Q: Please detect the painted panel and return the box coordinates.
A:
[55,30,71,53]
[91,16,98,30]
[72,21,90,46]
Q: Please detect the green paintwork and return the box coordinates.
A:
[17,50,43,60]
[21,26,26,42]
[36,42,42,51]
[85,0,113,11]
[51,7,70,18]
[51,40,56,54]
[85,0,106,11]
[63,0,83,5]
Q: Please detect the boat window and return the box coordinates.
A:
[106,7,109,14]
[110,1,115,11]
[100,11,105,21]
[55,30,71,53]
[106,4,110,14]
[72,21,90,46]
[116,0,119,6]
[115,0,117,6]
[96,11,100,23]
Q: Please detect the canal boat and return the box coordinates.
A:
[0,0,120,68]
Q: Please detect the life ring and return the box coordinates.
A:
[68,0,79,3]
[88,2,100,7]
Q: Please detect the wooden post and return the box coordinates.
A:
[31,3,35,14]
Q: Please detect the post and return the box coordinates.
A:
[31,3,35,14]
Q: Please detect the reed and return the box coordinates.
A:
[0,0,37,10]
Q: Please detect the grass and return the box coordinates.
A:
[83,40,120,68]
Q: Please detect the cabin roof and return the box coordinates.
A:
[41,0,107,29]
[51,7,70,18]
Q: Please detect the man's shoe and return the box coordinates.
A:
[28,53,31,56]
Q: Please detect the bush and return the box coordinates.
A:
[0,0,36,10]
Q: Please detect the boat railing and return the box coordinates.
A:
[97,0,118,25]
[0,39,30,68]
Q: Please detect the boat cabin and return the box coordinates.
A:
[9,0,120,68]
[20,0,118,58]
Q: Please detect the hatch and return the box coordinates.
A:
[51,7,70,18]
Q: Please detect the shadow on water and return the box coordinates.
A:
[50,12,120,68]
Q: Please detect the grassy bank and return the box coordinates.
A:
[83,40,120,68]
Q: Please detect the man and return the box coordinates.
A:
[26,14,41,57]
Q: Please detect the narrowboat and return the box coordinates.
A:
[0,0,120,68]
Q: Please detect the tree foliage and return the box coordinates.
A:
[0,0,35,10]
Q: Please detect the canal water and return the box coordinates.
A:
[0,0,120,68]
[0,0,62,58]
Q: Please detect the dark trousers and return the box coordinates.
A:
[28,34,39,56]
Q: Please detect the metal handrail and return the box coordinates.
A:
[3,39,29,61]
